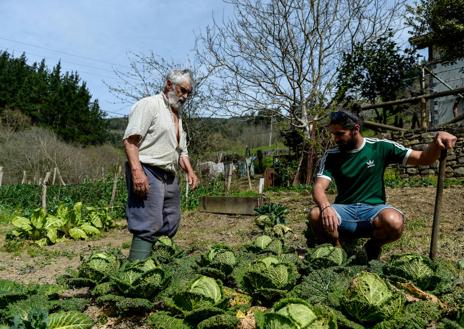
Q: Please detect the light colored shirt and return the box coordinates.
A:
[123,93,188,173]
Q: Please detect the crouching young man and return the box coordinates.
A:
[308,110,457,260]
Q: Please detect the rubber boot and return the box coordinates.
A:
[128,236,153,261]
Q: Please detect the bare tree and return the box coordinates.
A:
[198,0,407,182]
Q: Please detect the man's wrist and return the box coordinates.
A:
[320,204,331,213]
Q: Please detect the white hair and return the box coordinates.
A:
[165,69,194,88]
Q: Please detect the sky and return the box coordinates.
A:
[0,0,232,118]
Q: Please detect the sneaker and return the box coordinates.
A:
[363,240,382,261]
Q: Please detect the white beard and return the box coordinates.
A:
[166,89,184,113]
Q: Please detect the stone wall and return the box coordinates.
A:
[388,128,464,178]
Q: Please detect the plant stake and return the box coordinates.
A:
[429,149,447,260]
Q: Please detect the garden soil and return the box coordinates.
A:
[0,186,462,328]
[0,186,463,284]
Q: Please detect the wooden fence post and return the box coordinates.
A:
[227,163,233,193]
[0,166,3,186]
[55,167,66,186]
[109,165,122,210]
[52,167,58,185]
[21,170,27,184]
[41,172,51,213]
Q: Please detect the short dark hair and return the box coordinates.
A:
[329,111,360,129]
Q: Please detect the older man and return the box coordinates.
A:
[123,69,199,260]
[309,110,457,261]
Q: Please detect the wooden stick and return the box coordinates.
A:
[56,167,66,186]
[429,149,447,260]
[109,165,122,210]
[246,159,252,190]
[52,167,57,185]
[41,171,51,213]
[227,163,233,192]
[0,166,3,187]
[21,170,27,184]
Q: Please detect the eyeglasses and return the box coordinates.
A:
[330,111,359,124]
[176,84,193,97]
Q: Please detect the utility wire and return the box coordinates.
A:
[0,36,131,69]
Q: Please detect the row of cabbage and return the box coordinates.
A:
[1,203,463,328]
[1,224,463,328]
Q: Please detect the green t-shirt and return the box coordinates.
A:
[317,138,411,205]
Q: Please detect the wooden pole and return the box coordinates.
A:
[227,163,233,193]
[21,170,27,184]
[109,165,122,210]
[52,167,58,185]
[56,167,66,186]
[246,159,252,190]
[0,166,3,186]
[429,149,448,260]
[362,120,407,132]
[41,171,51,213]
[360,87,464,110]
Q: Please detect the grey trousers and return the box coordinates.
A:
[125,163,181,242]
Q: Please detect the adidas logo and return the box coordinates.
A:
[366,160,375,168]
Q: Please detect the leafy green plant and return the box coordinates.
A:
[152,236,185,264]
[248,235,283,255]
[240,256,299,305]
[163,275,229,326]
[197,245,237,280]
[303,243,348,272]
[6,202,116,246]
[147,311,190,329]
[109,258,170,299]
[47,311,93,329]
[197,313,239,329]
[342,271,404,324]
[255,297,337,329]
[383,254,458,294]
[254,203,288,228]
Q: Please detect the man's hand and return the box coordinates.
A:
[321,206,340,233]
[434,131,457,150]
[132,168,150,197]
[187,171,199,190]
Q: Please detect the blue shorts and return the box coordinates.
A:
[331,203,402,238]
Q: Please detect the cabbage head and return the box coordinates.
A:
[241,256,299,305]
[190,276,223,304]
[200,245,237,276]
[305,244,347,270]
[342,271,404,324]
[255,297,337,329]
[152,236,184,263]
[384,254,437,290]
[78,250,122,283]
[167,276,226,316]
[250,236,283,255]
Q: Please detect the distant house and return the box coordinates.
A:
[411,35,464,128]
